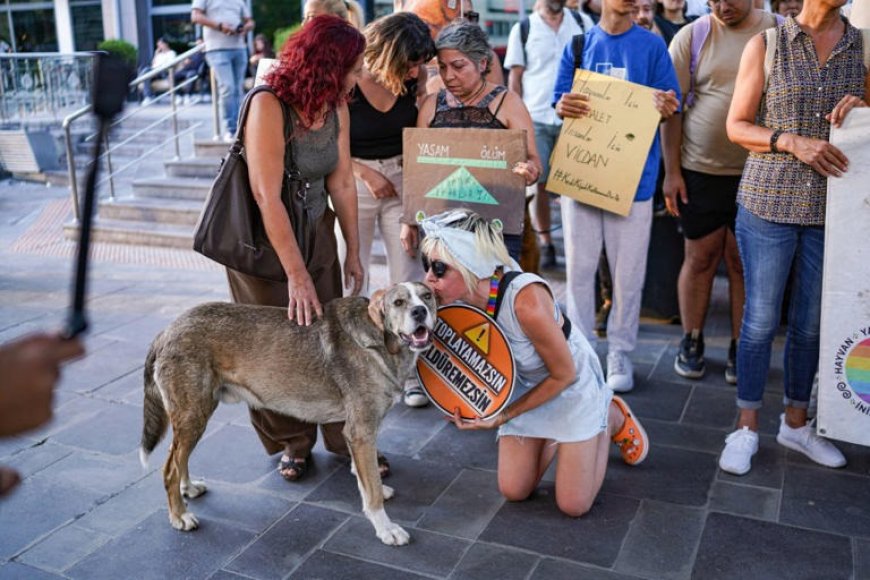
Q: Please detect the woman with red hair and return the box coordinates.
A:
[226,15,369,482]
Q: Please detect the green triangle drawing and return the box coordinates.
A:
[425,166,498,205]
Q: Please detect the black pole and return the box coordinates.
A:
[63,53,132,339]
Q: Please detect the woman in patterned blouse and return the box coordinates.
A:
[718,0,868,477]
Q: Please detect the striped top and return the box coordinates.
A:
[737,17,866,225]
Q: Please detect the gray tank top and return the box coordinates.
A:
[287,106,339,219]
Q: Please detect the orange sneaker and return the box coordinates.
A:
[611,395,648,466]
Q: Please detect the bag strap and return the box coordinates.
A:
[571,33,585,71]
[685,15,711,108]
[232,85,301,178]
[493,271,571,339]
[861,28,870,70]
[763,27,778,95]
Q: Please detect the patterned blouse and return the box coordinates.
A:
[737,17,866,225]
[429,85,508,129]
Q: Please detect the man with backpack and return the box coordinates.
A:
[553,0,680,393]
[504,0,594,270]
[660,0,781,385]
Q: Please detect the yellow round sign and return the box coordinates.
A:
[416,304,515,420]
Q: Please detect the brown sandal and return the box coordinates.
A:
[278,455,309,482]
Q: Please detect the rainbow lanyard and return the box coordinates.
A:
[485,266,504,317]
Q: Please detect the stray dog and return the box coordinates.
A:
[139,282,436,546]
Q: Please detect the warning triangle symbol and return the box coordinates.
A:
[464,322,491,355]
[425,166,499,205]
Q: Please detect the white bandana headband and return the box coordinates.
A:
[419,210,510,279]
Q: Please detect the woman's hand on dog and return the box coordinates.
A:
[287,273,322,326]
[449,407,502,430]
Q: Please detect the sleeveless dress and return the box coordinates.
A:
[494,272,612,443]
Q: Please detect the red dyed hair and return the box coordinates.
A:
[266,15,365,128]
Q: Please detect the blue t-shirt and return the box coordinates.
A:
[552,25,680,202]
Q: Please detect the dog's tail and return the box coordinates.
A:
[140,344,168,469]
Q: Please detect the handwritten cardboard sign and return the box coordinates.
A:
[402,127,527,235]
[546,69,660,216]
[417,304,515,420]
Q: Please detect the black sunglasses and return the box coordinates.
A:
[421,255,450,278]
[464,10,480,23]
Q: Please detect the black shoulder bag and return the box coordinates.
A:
[193,85,311,282]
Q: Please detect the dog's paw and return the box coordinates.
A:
[377,521,410,546]
[181,479,207,499]
[382,484,395,500]
[169,511,200,531]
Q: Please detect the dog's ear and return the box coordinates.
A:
[368,289,386,331]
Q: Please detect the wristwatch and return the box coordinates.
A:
[770,129,784,154]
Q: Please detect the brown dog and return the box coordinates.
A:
[138,282,437,546]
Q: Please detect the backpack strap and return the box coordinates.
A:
[861,28,870,70]
[493,271,571,339]
[571,33,585,71]
[520,17,530,65]
[521,11,586,66]
[685,14,711,108]
[763,27,778,95]
[569,9,586,34]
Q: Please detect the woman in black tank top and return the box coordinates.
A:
[407,21,542,262]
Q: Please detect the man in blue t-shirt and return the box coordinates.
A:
[552,0,679,393]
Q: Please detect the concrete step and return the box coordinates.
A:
[165,157,221,179]
[98,197,203,226]
[63,217,193,249]
[194,139,231,159]
[132,176,212,200]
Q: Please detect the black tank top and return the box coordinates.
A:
[429,85,508,129]
[349,79,418,159]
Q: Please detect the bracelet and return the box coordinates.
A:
[770,129,784,154]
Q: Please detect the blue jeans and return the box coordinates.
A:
[205,48,247,135]
[735,206,824,410]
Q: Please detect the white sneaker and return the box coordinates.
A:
[606,351,634,393]
[222,131,235,143]
[776,414,846,468]
[403,381,429,408]
[719,427,759,475]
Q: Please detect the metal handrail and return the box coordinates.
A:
[63,43,217,223]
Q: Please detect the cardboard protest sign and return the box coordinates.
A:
[416,304,515,420]
[817,109,870,448]
[254,58,276,86]
[402,127,527,235]
[546,69,660,216]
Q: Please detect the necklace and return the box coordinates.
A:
[458,80,487,107]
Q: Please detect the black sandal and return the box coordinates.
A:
[278,455,309,482]
[377,454,391,479]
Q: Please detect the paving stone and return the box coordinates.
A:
[188,424,276,485]
[323,516,470,577]
[643,418,729,455]
[56,340,145,393]
[74,472,166,536]
[681,385,739,430]
[614,500,705,579]
[479,486,640,567]
[91,369,144,406]
[0,562,66,579]
[604,446,717,506]
[21,396,117,442]
[855,538,870,580]
[780,464,870,538]
[42,450,146,496]
[377,404,447,457]
[2,441,73,480]
[692,512,852,580]
[176,480,295,534]
[449,542,538,580]
[613,381,691,423]
[66,511,255,580]
[716,434,786,489]
[16,524,112,573]
[416,469,504,539]
[307,455,459,524]
[416,423,499,471]
[530,558,642,580]
[708,481,780,522]
[0,436,33,461]
[290,550,430,579]
[224,504,346,579]
[0,475,103,560]
[49,402,143,455]
[207,571,251,580]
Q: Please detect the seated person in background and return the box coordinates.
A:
[140,38,177,104]
[175,38,206,102]
[248,34,275,78]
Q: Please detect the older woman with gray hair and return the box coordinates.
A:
[406,21,541,262]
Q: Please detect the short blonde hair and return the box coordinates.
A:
[364,12,435,96]
[420,211,511,294]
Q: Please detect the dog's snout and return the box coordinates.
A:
[411,305,427,323]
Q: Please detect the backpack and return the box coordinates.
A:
[519,10,587,65]
[762,26,870,93]
[684,12,783,108]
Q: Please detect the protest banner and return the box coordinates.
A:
[546,69,660,216]
[817,108,870,447]
[417,304,515,420]
[402,127,527,235]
